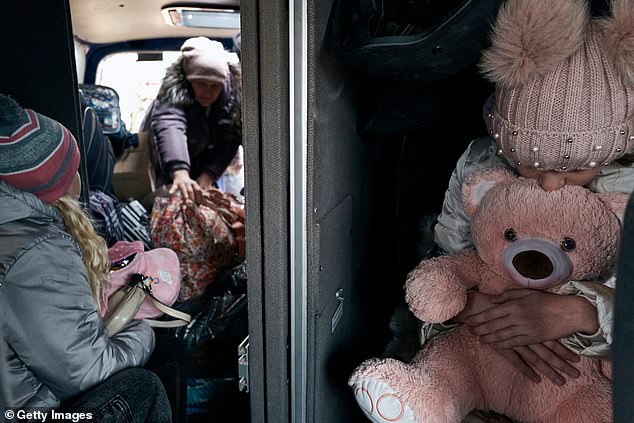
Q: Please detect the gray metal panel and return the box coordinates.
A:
[241,0,291,421]
[311,197,358,423]
[305,0,377,422]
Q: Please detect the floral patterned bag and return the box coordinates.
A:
[149,188,245,300]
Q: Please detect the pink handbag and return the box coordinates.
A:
[102,240,183,320]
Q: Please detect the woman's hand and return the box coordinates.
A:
[169,169,203,204]
[496,341,580,386]
[464,289,599,348]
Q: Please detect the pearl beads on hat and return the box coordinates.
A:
[493,118,633,171]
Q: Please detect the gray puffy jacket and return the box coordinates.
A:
[0,181,154,409]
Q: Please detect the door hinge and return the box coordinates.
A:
[238,335,249,393]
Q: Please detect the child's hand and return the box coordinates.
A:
[496,341,580,386]
[464,289,599,347]
[449,290,497,324]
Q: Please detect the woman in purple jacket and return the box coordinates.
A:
[142,37,242,204]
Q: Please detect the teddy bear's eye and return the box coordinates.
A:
[560,238,576,252]
[504,229,517,241]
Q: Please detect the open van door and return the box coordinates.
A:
[243,0,391,421]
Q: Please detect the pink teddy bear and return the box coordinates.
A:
[349,168,628,423]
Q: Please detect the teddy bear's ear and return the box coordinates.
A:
[598,0,634,87]
[462,168,517,218]
[596,192,632,223]
[479,0,589,87]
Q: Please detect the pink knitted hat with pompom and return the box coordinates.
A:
[480,0,634,171]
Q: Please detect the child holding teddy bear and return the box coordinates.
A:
[381,0,634,422]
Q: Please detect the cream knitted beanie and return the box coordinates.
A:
[181,37,230,84]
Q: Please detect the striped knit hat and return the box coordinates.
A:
[0,94,81,203]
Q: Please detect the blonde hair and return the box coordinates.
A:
[51,196,110,308]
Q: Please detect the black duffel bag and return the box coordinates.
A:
[147,261,249,421]
[172,261,248,379]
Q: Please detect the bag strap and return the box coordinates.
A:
[143,297,192,328]
[104,274,192,335]
[139,281,192,328]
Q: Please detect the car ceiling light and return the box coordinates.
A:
[161,7,240,29]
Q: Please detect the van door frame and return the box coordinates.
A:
[241,0,293,421]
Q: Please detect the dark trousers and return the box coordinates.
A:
[63,367,172,422]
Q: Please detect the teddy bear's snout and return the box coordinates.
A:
[512,250,553,280]
[501,238,573,289]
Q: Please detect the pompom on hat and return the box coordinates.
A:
[0,94,81,203]
[480,0,634,171]
[181,37,230,84]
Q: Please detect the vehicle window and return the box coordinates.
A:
[95,51,181,132]
[95,49,245,201]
